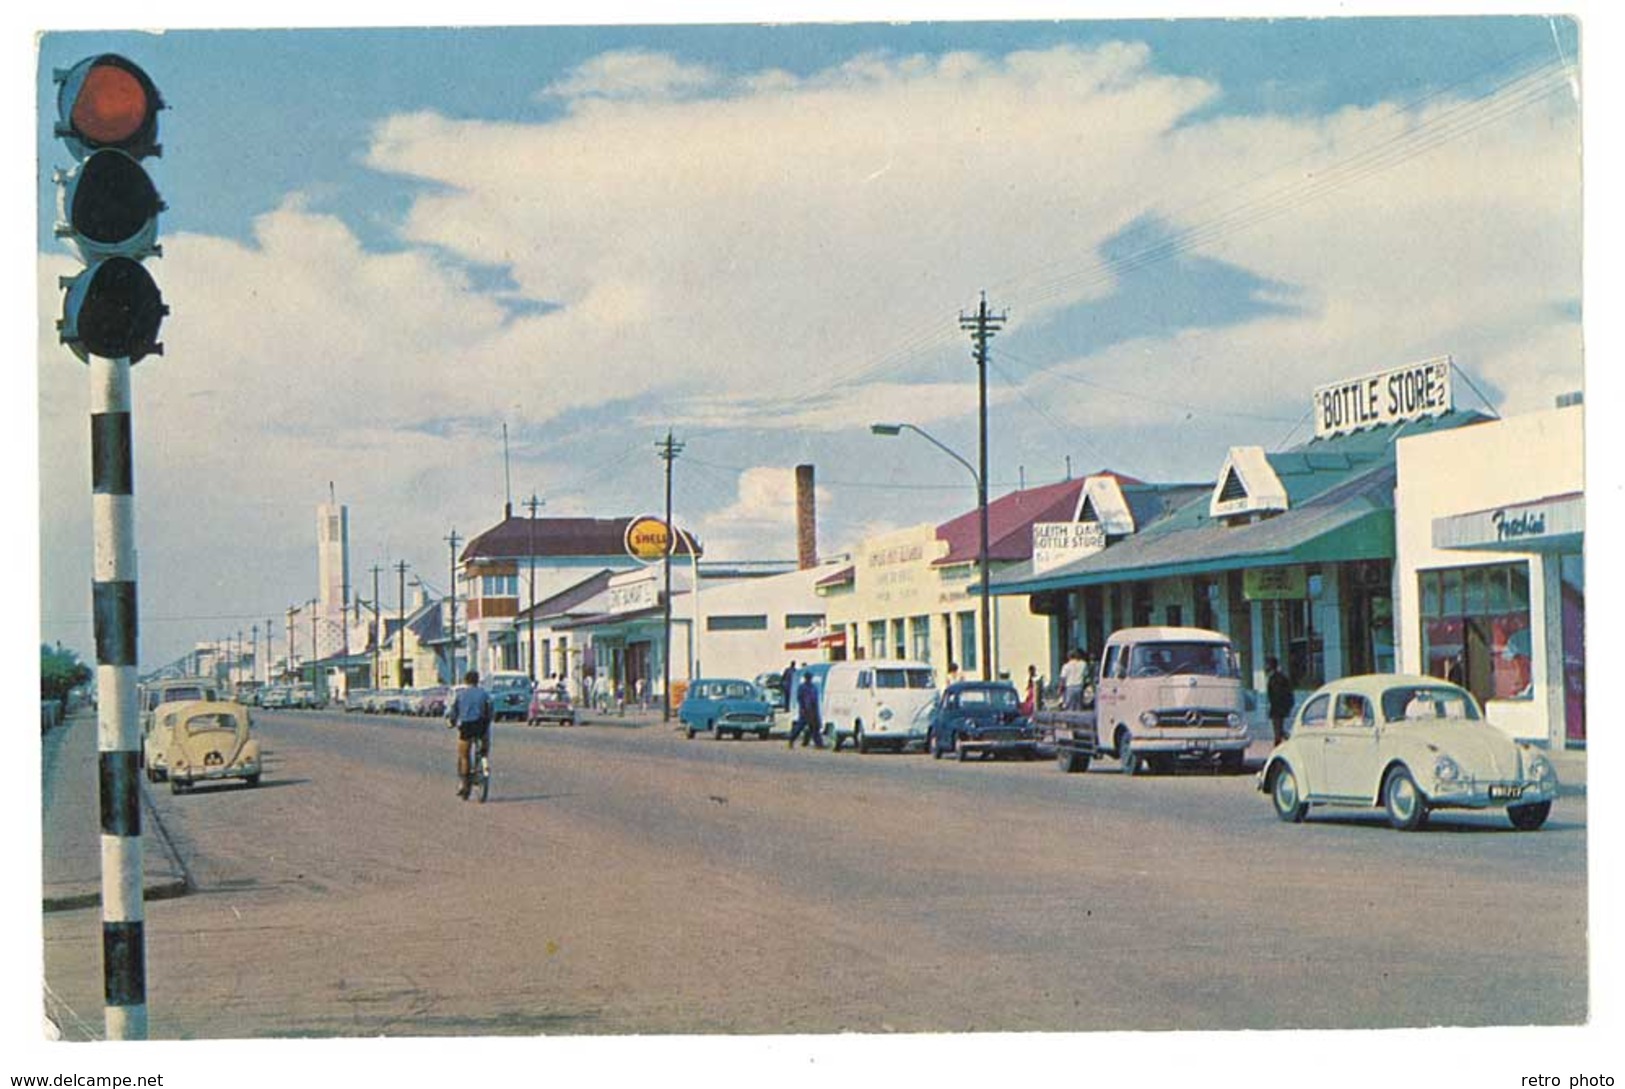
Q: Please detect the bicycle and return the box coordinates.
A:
[465,732,490,803]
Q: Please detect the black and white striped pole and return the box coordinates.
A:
[54,53,167,1041]
[91,353,146,1040]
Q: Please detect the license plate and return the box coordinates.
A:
[1488,784,1525,800]
[1186,740,1210,752]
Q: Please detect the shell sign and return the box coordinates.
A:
[625,516,673,562]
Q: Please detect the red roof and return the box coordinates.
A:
[934,471,1143,566]
[461,515,701,563]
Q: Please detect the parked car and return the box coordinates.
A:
[377,688,409,715]
[679,678,776,740]
[416,686,450,718]
[163,699,262,793]
[1258,674,1559,831]
[260,685,291,709]
[487,671,535,721]
[524,679,574,725]
[1094,627,1250,774]
[140,677,221,779]
[927,680,1038,761]
[754,671,788,710]
[821,659,936,753]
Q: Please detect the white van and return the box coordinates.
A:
[820,659,937,753]
[1094,627,1249,774]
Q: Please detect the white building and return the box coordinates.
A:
[1394,401,1584,750]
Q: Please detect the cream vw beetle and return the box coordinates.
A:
[163,700,263,793]
[1258,674,1558,831]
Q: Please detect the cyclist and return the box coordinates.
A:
[446,669,494,799]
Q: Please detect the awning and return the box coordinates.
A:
[990,465,1397,595]
[784,629,846,651]
[1432,492,1583,554]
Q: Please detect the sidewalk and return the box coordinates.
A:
[41,710,190,913]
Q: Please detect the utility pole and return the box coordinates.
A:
[266,617,274,683]
[446,529,462,684]
[370,564,383,689]
[396,560,410,687]
[285,607,297,679]
[960,291,1006,682]
[656,431,685,722]
[524,494,543,683]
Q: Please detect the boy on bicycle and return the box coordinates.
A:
[447,669,494,799]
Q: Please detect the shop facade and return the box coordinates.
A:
[1394,402,1584,749]
[991,361,1491,703]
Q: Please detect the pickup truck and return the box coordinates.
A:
[1032,708,1101,773]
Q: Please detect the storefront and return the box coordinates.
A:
[1394,403,1584,749]
[992,360,1492,703]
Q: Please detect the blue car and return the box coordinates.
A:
[486,672,535,722]
[680,679,777,740]
[927,681,1038,761]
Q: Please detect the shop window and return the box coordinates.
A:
[891,619,906,660]
[869,621,887,661]
[784,613,824,630]
[909,615,931,662]
[956,611,977,672]
[707,615,768,632]
[1418,561,1532,705]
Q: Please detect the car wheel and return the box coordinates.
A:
[684,723,695,740]
[931,733,943,759]
[831,729,844,753]
[856,725,869,754]
[711,721,722,740]
[245,773,261,787]
[1117,731,1139,776]
[1508,800,1552,831]
[956,742,969,762]
[1383,766,1429,831]
[1270,763,1308,823]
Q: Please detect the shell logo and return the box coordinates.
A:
[625,516,672,562]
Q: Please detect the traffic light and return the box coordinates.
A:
[53,54,167,363]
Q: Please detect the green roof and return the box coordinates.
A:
[989,410,1489,595]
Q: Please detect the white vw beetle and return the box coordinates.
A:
[1258,674,1558,831]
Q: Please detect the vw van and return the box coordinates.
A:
[1094,627,1249,774]
[821,659,936,753]
[163,700,262,793]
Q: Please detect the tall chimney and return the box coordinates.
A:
[795,464,818,570]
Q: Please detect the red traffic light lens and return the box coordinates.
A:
[72,63,151,146]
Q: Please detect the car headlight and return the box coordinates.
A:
[1227,712,1244,729]
[1434,754,1461,783]
[1527,754,1555,782]
[1139,710,1159,728]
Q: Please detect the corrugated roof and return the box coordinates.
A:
[991,461,1398,594]
[933,471,1148,566]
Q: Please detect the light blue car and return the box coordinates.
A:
[680,679,776,740]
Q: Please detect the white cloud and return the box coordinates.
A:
[543,49,720,101]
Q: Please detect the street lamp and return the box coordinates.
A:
[871,422,992,681]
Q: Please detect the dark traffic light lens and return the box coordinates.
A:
[65,258,166,361]
[69,150,160,245]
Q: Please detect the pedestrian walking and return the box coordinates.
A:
[787,670,825,749]
[1266,656,1295,746]
[1060,648,1088,711]
[1020,665,1039,716]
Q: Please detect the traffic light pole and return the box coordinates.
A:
[90,352,146,1040]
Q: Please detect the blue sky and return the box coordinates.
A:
[32,9,1587,675]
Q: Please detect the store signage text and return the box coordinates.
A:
[1243,566,1307,601]
[624,516,672,562]
[1313,357,1452,438]
[1033,521,1106,574]
[608,577,658,614]
[1493,507,1547,542]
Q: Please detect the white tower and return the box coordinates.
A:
[316,489,350,659]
